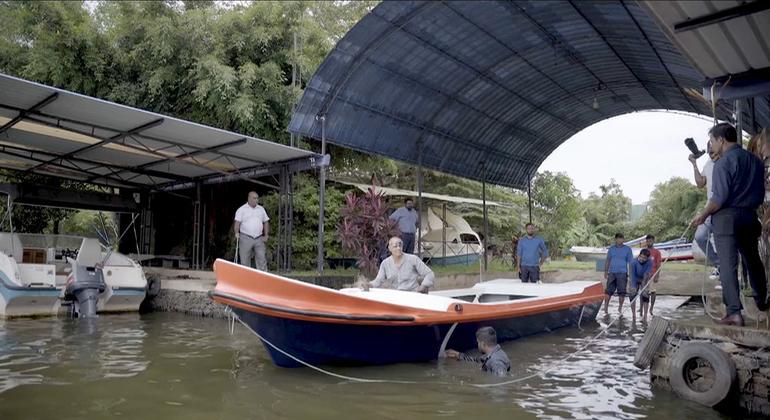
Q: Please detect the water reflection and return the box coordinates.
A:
[0,300,728,419]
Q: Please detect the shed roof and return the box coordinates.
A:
[0,73,322,190]
[289,0,770,190]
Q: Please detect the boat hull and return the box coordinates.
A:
[234,301,601,368]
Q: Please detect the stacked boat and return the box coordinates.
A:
[570,236,694,262]
[0,232,147,318]
[209,259,604,367]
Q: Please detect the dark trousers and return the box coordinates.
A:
[712,208,768,315]
[402,232,416,254]
[520,265,540,283]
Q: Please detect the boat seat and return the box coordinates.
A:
[0,233,24,261]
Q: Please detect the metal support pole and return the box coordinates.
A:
[317,116,326,274]
[442,202,447,260]
[482,162,488,272]
[734,99,743,143]
[417,142,423,258]
[527,175,533,224]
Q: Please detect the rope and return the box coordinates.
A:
[227,225,692,388]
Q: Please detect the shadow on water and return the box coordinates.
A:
[0,298,731,419]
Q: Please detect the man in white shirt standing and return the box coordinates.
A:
[691,141,720,281]
[234,191,270,270]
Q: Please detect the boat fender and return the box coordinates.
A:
[633,316,669,369]
[454,303,463,312]
[668,342,736,407]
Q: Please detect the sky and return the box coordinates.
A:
[538,111,716,204]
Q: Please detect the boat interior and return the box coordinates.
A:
[340,279,600,312]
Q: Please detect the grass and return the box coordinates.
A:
[286,258,707,277]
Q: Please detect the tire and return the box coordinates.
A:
[146,275,161,298]
[633,316,669,369]
[668,342,736,407]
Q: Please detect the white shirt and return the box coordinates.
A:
[234,204,269,237]
[703,159,714,201]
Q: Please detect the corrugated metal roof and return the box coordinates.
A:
[0,73,320,190]
[289,0,770,190]
[335,180,513,207]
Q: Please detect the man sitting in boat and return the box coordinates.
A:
[362,237,434,293]
[444,326,511,376]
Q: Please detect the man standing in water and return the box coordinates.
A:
[444,326,511,376]
[692,123,768,326]
[603,233,633,316]
[363,236,434,293]
[234,191,270,270]
[389,198,420,254]
[516,223,549,283]
[645,234,662,317]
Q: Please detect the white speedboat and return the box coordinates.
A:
[0,233,59,317]
[0,233,147,317]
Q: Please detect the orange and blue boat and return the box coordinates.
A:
[209,259,604,368]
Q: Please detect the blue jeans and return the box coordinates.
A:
[694,221,719,268]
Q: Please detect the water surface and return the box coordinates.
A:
[0,298,729,419]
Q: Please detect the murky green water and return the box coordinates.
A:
[0,298,730,419]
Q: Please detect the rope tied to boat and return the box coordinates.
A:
[228,225,692,388]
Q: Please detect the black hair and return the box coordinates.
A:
[646,234,655,240]
[709,123,738,143]
[525,222,535,228]
[475,326,498,346]
[614,233,624,239]
[639,248,651,257]
[404,198,413,204]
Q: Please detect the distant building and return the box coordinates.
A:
[630,203,648,222]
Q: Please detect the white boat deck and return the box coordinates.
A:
[340,279,598,312]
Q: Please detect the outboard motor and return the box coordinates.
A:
[64,264,106,318]
[63,238,107,318]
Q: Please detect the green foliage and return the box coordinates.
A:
[531,171,582,255]
[634,177,704,241]
[580,179,632,243]
[260,173,348,270]
[336,186,400,277]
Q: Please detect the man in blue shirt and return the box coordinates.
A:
[603,233,634,316]
[516,223,549,283]
[389,198,419,254]
[692,123,768,326]
[629,249,653,324]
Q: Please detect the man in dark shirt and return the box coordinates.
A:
[692,123,768,326]
[444,326,511,376]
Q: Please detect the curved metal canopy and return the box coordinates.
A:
[289,0,769,190]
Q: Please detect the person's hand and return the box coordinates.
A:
[444,349,460,359]
[688,154,697,165]
[359,280,370,292]
[234,232,240,239]
[604,272,608,280]
[416,285,429,294]
[262,235,269,242]
[691,213,707,227]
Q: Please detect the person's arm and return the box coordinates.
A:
[415,257,434,292]
[604,250,611,279]
[389,209,399,222]
[516,241,523,272]
[262,222,270,240]
[690,155,706,188]
[627,248,634,274]
[539,239,548,266]
[368,262,387,289]
[692,162,727,226]
[233,208,242,238]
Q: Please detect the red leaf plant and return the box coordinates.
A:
[336,186,401,278]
